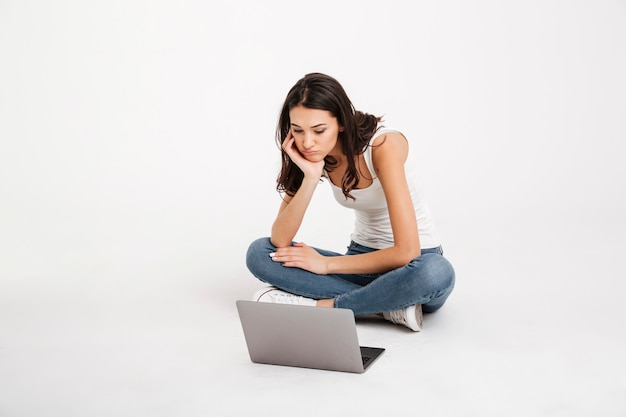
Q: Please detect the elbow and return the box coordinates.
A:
[270,235,291,249]
[395,244,421,266]
[397,253,418,266]
[270,225,291,248]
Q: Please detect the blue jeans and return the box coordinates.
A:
[245,238,455,316]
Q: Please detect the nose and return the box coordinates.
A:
[302,133,315,149]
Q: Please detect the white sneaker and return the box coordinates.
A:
[383,304,423,331]
[252,286,317,307]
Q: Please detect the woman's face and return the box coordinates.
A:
[289,105,343,162]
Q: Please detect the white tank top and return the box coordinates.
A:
[326,128,439,250]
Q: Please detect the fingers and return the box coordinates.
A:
[280,132,325,179]
[268,243,326,274]
[269,249,297,262]
[282,130,306,163]
[281,130,295,151]
[269,242,308,263]
[269,251,302,269]
[282,137,300,162]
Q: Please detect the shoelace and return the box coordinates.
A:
[272,292,306,304]
[386,309,408,325]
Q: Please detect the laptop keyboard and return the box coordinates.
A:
[362,356,372,365]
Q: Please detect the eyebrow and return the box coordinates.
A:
[290,123,328,128]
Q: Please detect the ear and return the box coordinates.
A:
[338,126,345,132]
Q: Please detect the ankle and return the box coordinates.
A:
[316,299,334,308]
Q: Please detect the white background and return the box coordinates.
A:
[1,1,625,416]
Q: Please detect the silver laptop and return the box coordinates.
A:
[236,300,385,373]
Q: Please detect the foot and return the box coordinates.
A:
[382,304,423,331]
[252,286,317,307]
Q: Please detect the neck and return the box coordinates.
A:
[328,142,346,164]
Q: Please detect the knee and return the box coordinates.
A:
[434,255,455,290]
[415,254,455,292]
[418,255,455,313]
[432,255,455,291]
[245,237,275,273]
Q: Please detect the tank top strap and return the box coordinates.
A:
[362,127,401,177]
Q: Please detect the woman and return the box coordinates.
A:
[245,73,455,331]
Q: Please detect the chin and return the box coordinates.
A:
[304,155,325,163]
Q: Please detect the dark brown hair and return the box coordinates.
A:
[276,73,382,199]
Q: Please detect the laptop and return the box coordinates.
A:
[236,300,385,373]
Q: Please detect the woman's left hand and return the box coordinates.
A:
[270,242,329,275]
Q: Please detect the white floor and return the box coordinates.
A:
[2,215,625,417]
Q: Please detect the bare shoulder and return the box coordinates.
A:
[371,131,409,164]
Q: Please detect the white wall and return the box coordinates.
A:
[1,0,625,290]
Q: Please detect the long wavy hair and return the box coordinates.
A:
[276,73,382,200]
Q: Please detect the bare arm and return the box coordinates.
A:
[270,132,324,247]
[272,132,421,275]
[325,132,420,273]
[270,178,319,247]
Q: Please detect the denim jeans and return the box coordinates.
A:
[245,237,455,316]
